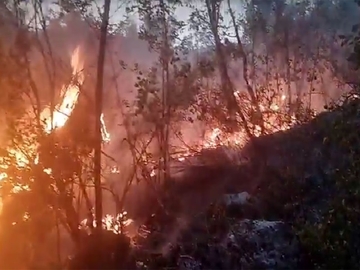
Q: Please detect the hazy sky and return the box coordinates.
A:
[103,1,244,24]
[21,0,244,39]
[105,0,244,40]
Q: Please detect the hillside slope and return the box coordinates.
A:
[129,93,360,269]
[71,92,360,269]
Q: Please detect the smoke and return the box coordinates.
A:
[26,2,358,210]
[229,0,359,112]
[1,2,359,244]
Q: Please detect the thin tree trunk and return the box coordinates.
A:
[159,0,170,186]
[284,24,292,110]
[55,216,62,266]
[94,0,111,234]
[205,0,251,136]
[205,1,235,115]
[226,0,264,133]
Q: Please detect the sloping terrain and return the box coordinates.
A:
[71,95,360,269]
[129,99,357,269]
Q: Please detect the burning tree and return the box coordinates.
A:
[0,2,123,268]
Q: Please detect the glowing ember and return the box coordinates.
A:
[80,211,133,234]
[110,166,120,174]
[0,173,7,181]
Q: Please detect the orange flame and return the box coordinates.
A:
[0,46,110,183]
[101,113,111,143]
[41,46,84,133]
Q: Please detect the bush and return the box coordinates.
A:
[297,92,360,269]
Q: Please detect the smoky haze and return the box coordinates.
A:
[0,1,359,224]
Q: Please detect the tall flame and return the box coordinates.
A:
[0,46,111,184]
[41,46,84,133]
[101,113,111,143]
[0,46,117,231]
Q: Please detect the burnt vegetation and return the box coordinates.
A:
[0,0,360,269]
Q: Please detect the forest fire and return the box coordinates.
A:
[0,47,113,210]
[0,46,125,235]
[2,0,358,268]
[0,47,111,173]
[0,32,301,239]
[189,92,295,150]
[144,91,298,179]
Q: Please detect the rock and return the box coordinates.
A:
[224,219,299,269]
[171,218,298,269]
[178,255,202,270]
[223,192,251,206]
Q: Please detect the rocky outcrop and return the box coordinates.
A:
[224,219,298,269]
[174,214,299,270]
[141,191,299,269]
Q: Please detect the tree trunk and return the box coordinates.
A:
[159,0,171,186]
[205,0,248,134]
[227,0,264,133]
[284,23,292,110]
[94,0,111,234]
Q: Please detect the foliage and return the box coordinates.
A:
[0,3,99,268]
[293,4,360,267]
[69,232,135,269]
[55,0,93,15]
[295,90,360,269]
